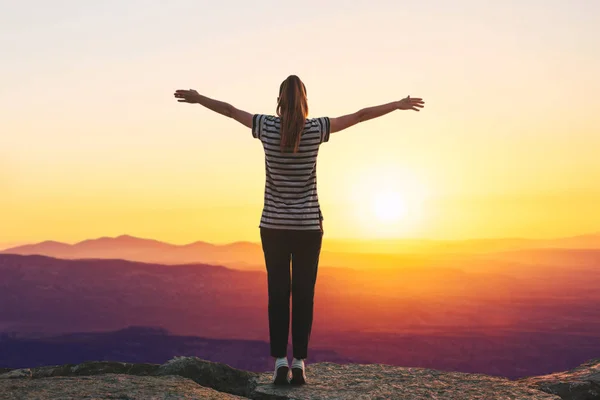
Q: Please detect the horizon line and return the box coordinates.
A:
[2,230,600,252]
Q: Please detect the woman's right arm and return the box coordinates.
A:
[329,96,424,133]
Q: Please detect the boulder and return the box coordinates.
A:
[521,358,600,400]
[0,368,32,379]
[157,356,259,397]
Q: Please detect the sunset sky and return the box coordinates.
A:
[1,0,599,247]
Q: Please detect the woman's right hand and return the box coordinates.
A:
[174,89,202,104]
[397,96,425,111]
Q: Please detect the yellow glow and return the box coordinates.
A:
[1,2,600,246]
[372,190,407,223]
[342,164,430,238]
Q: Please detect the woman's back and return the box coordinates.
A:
[174,75,424,384]
[252,114,331,231]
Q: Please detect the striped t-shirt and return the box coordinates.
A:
[252,114,331,231]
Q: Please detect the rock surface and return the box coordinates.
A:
[0,369,31,379]
[4,356,600,400]
[0,374,245,400]
[31,360,159,378]
[252,363,559,400]
[157,356,259,397]
[521,358,600,400]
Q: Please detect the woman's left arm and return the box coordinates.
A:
[174,89,253,128]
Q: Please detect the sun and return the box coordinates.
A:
[372,190,408,223]
[346,165,430,237]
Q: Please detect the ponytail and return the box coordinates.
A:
[277,75,309,153]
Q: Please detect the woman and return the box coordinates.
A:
[174,75,424,385]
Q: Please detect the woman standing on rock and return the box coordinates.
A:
[174,75,425,385]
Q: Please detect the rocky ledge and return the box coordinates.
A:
[520,358,600,400]
[0,356,598,400]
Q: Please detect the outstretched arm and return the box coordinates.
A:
[330,96,424,134]
[174,89,253,128]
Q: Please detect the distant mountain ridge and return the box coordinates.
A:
[0,235,264,269]
[2,233,600,267]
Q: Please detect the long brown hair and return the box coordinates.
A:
[277,75,308,153]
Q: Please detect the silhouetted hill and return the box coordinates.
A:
[1,253,599,379]
[0,253,265,337]
[0,235,263,269]
[3,233,600,269]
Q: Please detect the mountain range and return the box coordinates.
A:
[2,232,600,270]
[2,252,599,379]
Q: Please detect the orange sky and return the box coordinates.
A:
[2,1,599,246]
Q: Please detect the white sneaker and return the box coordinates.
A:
[272,357,290,385]
[290,358,307,385]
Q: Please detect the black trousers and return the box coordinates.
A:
[260,227,323,359]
